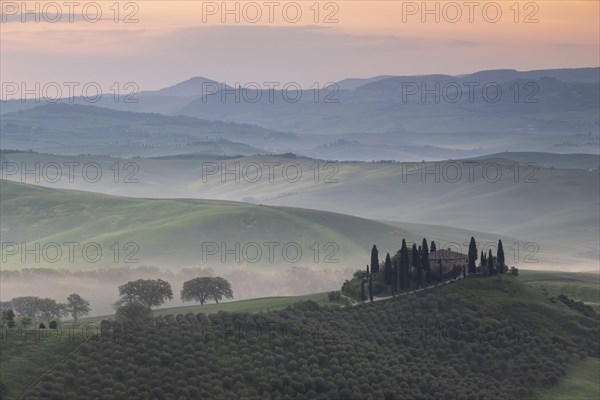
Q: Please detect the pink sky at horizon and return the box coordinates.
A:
[1,1,598,92]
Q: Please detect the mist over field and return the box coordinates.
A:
[1,2,599,399]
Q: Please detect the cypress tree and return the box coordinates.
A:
[395,251,402,291]
[391,257,398,296]
[488,248,494,274]
[361,276,365,301]
[438,260,443,282]
[400,240,409,290]
[422,239,431,285]
[411,243,418,282]
[361,265,369,301]
[414,244,423,288]
[384,253,393,285]
[368,267,374,302]
[497,240,505,274]
[404,243,410,288]
[468,237,478,275]
[371,245,380,273]
[481,250,486,267]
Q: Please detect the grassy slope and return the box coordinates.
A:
[520,270,600,310]
[2,152,596,268]
[78,292,335,324]
[0,180,416,270]
[435,276,597,345]
[537,357,600,400]
[0,332,85,400]
[3,276,597,399]
[0,292,339,400]
[12,276,600,399]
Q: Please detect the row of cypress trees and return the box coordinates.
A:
[363,238,506,301]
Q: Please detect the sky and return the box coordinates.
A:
[1,0,599,94]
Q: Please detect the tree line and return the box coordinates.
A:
[1,294,90,329]
[343,237,511,301]
[113,276,233,323]
[0,276,234,328]
[19,276,598,400]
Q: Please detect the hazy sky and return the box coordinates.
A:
[1,0,599,93]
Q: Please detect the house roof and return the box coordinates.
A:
[430,249,468,261]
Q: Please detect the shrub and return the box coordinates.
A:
[328,291,342,302]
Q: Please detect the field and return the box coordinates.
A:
[2,14,598,399]
[78,292,339,324]
[0,331,85,400]
[2,150,598,269]
[0,292,341,400]
[1,179,530,273]
[519,270,600,310]
[9,276,599,400]
[2,275,597,399]
[537,357,600,400]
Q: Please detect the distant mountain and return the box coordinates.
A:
[0,103,286,156]
[2,68,598,159]
[142,76,232,97]
[463,67,600,84]
[173,71,599,138]
[335,75,393,90]
[356,68,600,91]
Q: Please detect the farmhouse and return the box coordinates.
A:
[429,249,468,273]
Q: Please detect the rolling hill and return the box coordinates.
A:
[4,276,598,400]
[2,68,598,160]
[0,104,289,157]
[0,180,521,272]
[2,151,597,269]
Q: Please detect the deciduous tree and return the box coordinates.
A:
[115,279,173,309]
[181,277,233,305]
[66,293,91,322]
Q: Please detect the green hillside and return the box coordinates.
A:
[537,357,600,400]
[0,180,419,270]
[8,276,599,400]
[519,270,600,310]
[3,151,596,268]
[0,292,339,400]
